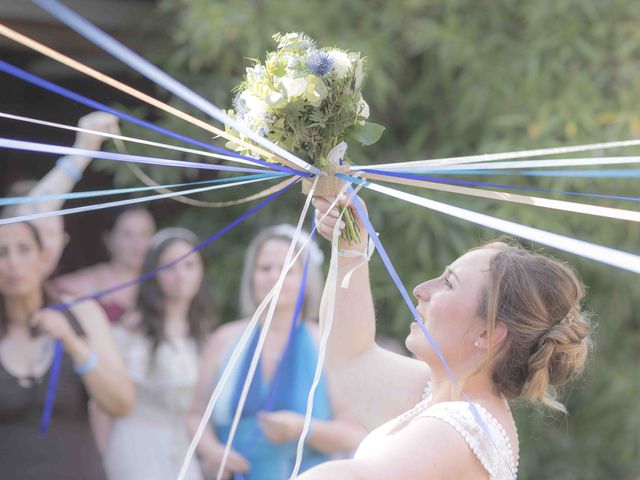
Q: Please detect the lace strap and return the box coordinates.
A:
[417,402,517,480]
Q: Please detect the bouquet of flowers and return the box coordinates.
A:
[226,32,384,243]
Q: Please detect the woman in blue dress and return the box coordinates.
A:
[188,225,366,480]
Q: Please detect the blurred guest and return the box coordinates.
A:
[188,224,366,480]
[103,228,215,480]
[0,221,135,480]
[53,205,156,323]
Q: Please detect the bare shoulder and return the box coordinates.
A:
[360,416,485,479]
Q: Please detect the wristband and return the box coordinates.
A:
[338,235,376,261]
[56,156,82,182]
[73,351,99,375]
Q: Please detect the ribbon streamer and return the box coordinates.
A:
[126,163,297,208]
[178,192,356,479]
[289,181,366,479]
[386,156,640,172]
[360,169,640,203]
[343,176,640,274]
[0,24,284,166]
[0,60,305,177]
[352,138,640,171]
[31,0,321,176]
[359,172,640,223]
[40,179,299,433]
[0,174,284,226]
[383,168,640,178]
[215,178,318,480]
[0,111,263,168]
[0,137,271,175]
[0,174,284,207]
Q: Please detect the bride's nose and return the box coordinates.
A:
[413,279,434,302]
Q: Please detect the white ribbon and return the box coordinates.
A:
[365,181,640,274]
[215,177,318,480]
[351,138,640,171]
[361,172,640,223]
[0,112,263,167]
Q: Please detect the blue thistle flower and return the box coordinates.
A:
[306,51,334,77]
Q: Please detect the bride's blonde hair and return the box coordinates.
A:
[473,241,593,413]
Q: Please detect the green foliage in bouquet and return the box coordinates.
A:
[226,32,384,169]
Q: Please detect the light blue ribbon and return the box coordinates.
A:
[39,178,300,433]
[0,173,285,207]
[0,174,288,226]
[340,176,517,479]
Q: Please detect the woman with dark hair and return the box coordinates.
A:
[0,221,135,480]
[54,205,156,323]
[102,227,216,480]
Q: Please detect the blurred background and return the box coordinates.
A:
[1,1,639,478]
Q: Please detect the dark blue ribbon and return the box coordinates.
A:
[0,59,309,178]
[39,178,300,432]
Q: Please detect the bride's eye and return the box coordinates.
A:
[443,276,453,289]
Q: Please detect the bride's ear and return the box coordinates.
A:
[475,322,508,350]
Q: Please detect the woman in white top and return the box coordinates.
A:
[299,196,593,480]
[103,228,216,480]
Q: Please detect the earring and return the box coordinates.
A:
[474,339,480,348]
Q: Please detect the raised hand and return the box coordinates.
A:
[312,195,369,252]
[74,111,120,151]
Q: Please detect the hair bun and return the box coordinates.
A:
[524,305,592,410]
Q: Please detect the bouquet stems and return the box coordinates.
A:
[340,204,361,245]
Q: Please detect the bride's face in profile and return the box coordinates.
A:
[406,248,496,371]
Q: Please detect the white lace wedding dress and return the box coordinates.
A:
[354,382,519,479]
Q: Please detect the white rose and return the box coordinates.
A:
[328,50,352,79]
[243,93,268,114]
[280,76,309,98]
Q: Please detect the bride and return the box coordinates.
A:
[298,196,593,479]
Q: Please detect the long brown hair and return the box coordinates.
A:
[136,228,216,356]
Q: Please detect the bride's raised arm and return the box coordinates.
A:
[313,196,430,430]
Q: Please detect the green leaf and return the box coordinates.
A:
[347,121,385,145]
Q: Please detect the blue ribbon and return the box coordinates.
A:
[233,218,315,478]
[39,178,300,433]
[0,173,284,207]
[0,59,307,178]
[341,181,517,479]
[361,168,640,203]
[39,340,63,433]
[29,0,320,176]
[0,137,272,175]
